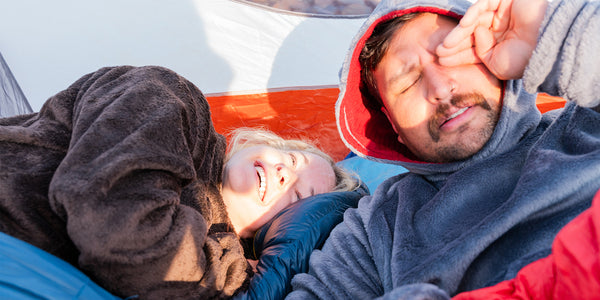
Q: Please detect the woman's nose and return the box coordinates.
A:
[275,164,297,189]
[424,65,456,103]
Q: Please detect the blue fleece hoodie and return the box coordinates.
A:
[287,0,600,298]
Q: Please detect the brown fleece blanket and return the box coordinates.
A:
[0,66,250,299]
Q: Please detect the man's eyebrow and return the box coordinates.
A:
[387,72,406,87]
[387,64,417,88]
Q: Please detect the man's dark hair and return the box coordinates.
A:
[359,13,421,110]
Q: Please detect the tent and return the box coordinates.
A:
[0,51,32,117]
[0,0,374,161]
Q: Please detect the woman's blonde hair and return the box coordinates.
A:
[225,127,360,193]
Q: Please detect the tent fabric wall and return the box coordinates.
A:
[233,0,380,16]
[0,0,365,113]
[0,52,32,118]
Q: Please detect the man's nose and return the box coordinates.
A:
[275,164,297,189]
[423,64,456,104]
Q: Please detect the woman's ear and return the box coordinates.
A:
[381,106,404,143]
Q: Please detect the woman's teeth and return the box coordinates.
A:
[255,166,266,201]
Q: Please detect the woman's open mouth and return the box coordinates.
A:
[255,164,266,202]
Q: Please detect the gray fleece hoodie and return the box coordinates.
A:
[288,0,600,298]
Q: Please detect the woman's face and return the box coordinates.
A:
[221,145,336,237]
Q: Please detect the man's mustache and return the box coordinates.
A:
[428,93,492,142]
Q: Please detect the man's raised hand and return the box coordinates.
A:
[436,0,548,80]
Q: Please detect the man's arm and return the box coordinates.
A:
[437,0,548,80]
[438,0,600,111]
[521,0,600,112]
[287,199,453,300]
[286,198,385,299]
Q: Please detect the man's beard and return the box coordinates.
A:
[425,92,499,162]
[428,92,493,142]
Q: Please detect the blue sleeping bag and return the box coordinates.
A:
[235,187,367,300]
[0,232,120,300]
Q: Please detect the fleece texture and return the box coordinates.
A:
[452,188,600,300]
[0,66,250,299]
[288,0,600,298]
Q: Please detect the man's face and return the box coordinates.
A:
[374,13,502,163]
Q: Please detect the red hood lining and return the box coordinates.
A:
[339,7,463,164]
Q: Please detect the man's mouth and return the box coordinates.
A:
[255,165,266,202]
[441,106,470,127]
[428,93,493,142]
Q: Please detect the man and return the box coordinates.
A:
[287,0,600,298]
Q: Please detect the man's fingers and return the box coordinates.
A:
[458,0,501,27]
[438,47,482,67]
[439,11,494,57]
[439,23,475,50]
[473,25,497,62]
[437,33,473,57]
[492,0,512,32]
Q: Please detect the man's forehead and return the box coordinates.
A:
[389,13,458,51]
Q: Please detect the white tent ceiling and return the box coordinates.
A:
[0,0,366,112]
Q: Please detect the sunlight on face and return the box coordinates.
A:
[221,145,336,237]
[374,13,502,162]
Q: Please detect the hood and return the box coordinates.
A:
[336,0,540,176]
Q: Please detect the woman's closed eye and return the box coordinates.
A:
[289,152,297,167]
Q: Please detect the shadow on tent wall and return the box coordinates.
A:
[0,52,33,118]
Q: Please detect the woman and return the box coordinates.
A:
[0,66,358,299]
[223,128,356,239]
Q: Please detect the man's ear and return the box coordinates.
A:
[381,106,404,143]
